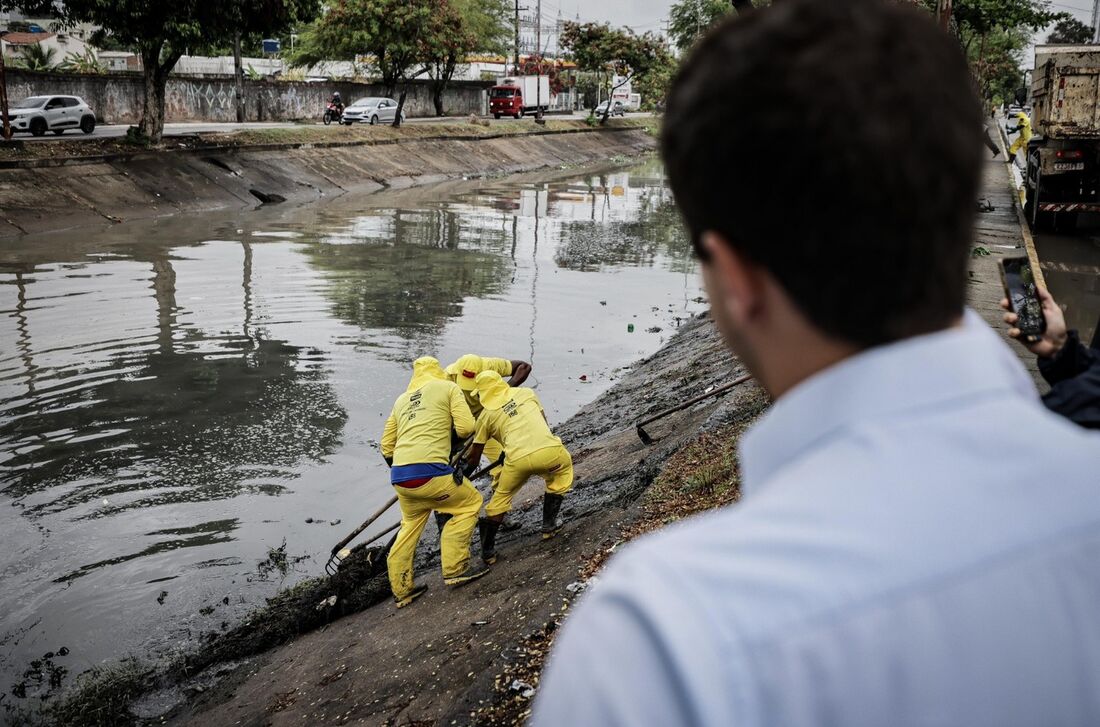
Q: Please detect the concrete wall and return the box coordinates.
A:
[4,69,492,123]
[0,128,656,238]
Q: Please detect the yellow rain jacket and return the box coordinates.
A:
[445,353,513,417]
[381,357,475,468]
[473,372,561,460]
[474,371,572,518]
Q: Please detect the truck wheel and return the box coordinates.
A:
[515,109,523,119]
[80,115,96,134]
[30,117,47,137]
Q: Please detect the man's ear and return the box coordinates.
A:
[701,232,764,326]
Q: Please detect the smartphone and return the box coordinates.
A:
[999,256,1046,343]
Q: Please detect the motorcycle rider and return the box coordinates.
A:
[330,91,344,115]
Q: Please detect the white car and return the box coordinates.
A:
[4,95,97,136]
[595,100,626,117]
[341,97,405,125]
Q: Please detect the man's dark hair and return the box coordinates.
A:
[662,0,983,346]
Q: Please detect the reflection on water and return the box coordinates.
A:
[0,158,701,697]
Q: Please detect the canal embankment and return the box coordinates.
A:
[0,119,657,238]
[151,157,1048,727]
[7,137,1047,727]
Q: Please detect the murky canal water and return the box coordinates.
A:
[0,159,702,699]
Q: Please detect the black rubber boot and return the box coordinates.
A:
[479,517,501,565]
[435,511,452,535]
[541,493,565,539]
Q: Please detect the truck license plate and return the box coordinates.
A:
[1054,162,1085,171]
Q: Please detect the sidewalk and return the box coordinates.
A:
[969,152,1044,384]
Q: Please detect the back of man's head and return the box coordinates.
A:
[662,0,982,347]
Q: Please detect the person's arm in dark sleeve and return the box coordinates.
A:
[1038,330,1096,385]
[1040,334,1100,429]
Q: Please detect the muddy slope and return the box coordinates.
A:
[160,313,762,726]
[0,128,654,238]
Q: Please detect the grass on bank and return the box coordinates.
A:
[0,117,659,162]
[475,388,771,725]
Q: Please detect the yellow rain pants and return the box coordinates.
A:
[485,445,573,518]
[387,474,483,600]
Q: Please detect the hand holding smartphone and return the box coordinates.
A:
[999,256,1046,344]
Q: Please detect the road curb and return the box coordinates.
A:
[0,124,647,170]
[996,118,1046,288]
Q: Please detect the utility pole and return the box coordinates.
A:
[1093,0,1100,44]
[514,0,521,73]
[233,31,245,123]
[0,51,10,141]
[535,0,544,123]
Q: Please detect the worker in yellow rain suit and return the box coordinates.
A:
[444,353,532,491]
[465,371,573,565]
[380,357,489,608]
[1007,110,1032,163]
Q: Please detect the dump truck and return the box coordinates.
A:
[1024,45,1100,230]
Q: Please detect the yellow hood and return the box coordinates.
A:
[446,353,484,391]
[407,356,447,392]
[475,370,512,410]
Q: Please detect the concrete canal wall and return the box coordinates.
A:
[4,69,491,124]
[0,127,657,238]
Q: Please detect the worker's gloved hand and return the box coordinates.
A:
[463,460,479,479]
[383,456,393,467]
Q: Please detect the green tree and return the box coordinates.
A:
[669,0,732,53]
[560,21,670,123]
[422,0,510,116]
[1047,17,1092,44]
[19,43,58,71]
[61,47,108,74]
[289,0,434,125]
[1,0,319,143]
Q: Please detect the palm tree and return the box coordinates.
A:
[21,43,59,71]
[61,48,107,74]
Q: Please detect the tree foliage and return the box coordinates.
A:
[513,54,567,95]
[954,0,1062,35]
[0,0,319,142]
[421,0,510,115]
[669,0,732,53]
[561,21,670,121]
[1046,17,1092,44]
[17,43,58,71]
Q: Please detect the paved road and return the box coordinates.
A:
[16,112,652,142]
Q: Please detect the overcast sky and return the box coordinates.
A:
[536,0,673,33]
[545,0,1096,41]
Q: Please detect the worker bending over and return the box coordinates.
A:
[466,371,573,565]
[444,353,532,491]
[380,357,489,608]
[1006,110,1031,163]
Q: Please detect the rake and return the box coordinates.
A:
[323,453,505,576]
[636,373,753,445]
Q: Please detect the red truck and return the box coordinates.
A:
[489,76,551,119]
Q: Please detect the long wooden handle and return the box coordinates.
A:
[330,494,399,556]
[636,373,753,429]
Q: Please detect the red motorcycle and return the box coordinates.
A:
[322,101,343,125]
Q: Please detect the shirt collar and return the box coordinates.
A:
[739,309,1039,497]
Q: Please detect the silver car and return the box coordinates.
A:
[4,95,97,136]
[595,100,626,118]
[341,97,405,125]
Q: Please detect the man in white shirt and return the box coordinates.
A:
[533,1,1100,725]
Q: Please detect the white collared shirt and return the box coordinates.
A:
[534,313,1100,727]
